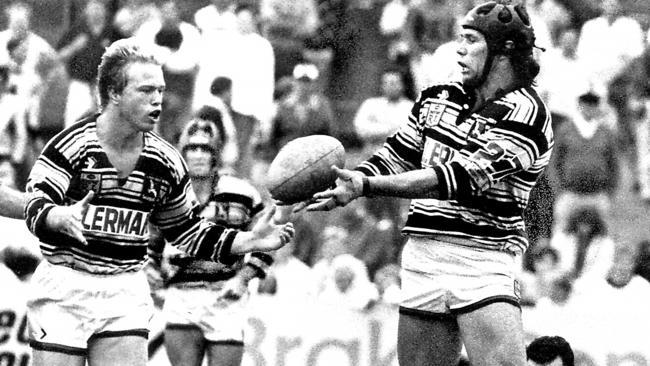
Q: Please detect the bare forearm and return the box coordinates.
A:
[0,185,25,219]
[366,168,440,199]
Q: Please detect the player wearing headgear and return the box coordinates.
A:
[307,1,553,365]
[152,117,273,366]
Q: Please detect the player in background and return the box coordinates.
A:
[307,1,553,365]
[23,38,293,366]
[150,117,273,366]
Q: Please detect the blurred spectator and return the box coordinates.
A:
[519,246,563,306]
[607,239,650,289]
[312,223,352,294]
[550,207,616,294]
[230,5,275,133]
[264,63,336,161]
[550,91,619,236]
[379,0,410,61]
[57,0,119,127]
[353,66,413,158]
[260,0,318,81]
[633,240,650,284]
[523,172,555,258]
[113,0,161,38]
[135,0,201,144]
[194,0,238,34]
[193,4,275,133]
[306,0,389,127]
[418,30,462,87]
[317,254,379,311]
[402,0,460,92]
[374,263,401,306]
[0,62,27,186]
[211,76,260,179]
[537,27,589,120]
[1,2,67,186]
[575,0,644,93]
[334,200,402,280]
[533,275,574,316]
[526,335,575,366]
[260,0,319,42]
[630,90,650,205]
[258,233,315,300]
[525,0,571,45]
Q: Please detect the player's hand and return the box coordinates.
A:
[273,201,302,223]
[232,206,295,253]
[217,275,248,301]
[306,166,363,211]
[45,191,94,244]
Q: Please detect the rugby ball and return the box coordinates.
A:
[266,135,345,203]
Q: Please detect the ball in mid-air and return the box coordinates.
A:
[266,135,345,204]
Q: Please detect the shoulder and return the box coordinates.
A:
[143,132,187,179]
[497,87,550,126]
[416,81,466,104]
[45,115,97,155]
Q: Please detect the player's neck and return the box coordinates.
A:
[96,110,143,151]
[475,65,517,107]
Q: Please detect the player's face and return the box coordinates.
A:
[457,28,488,86]
[381,72,404,100]
[118,62,165,133]
[214,201,251,229]
[185,146,213,177]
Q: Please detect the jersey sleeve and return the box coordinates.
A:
[243,252,274,279]
[432,113,553,201]
[24,134,74,239]
[355,97,423,176]
[150,161,243,265]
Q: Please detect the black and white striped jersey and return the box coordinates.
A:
[25,114,241,274]
[357,82,554,254]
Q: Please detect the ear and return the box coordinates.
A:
[108,88,120,105]
[504,40,515,52]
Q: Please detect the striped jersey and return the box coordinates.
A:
[156,175,273,286]
[357,82,554,254]
[24,114,241,275]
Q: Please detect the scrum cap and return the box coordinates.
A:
[461,1,536,55]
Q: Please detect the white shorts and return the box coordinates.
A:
[400,236,521,318]
[27,261,153,355]
[163,284,247,344]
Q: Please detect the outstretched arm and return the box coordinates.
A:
[306,166,440,211]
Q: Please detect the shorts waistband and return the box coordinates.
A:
[409,234,520,256]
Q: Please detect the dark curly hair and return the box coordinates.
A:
[526,335,574,366]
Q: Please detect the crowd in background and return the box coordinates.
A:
[0,0,650,333]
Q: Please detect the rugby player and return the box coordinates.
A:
[23,38,293,366]
[308,1,553,365]
[156,116,272,366]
